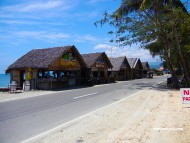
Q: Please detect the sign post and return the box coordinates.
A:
[180,88,190,104]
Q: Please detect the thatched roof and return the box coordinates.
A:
[127,58,143,69]
[109,57,131,71]
[6,45,86,73]
[141,62,150,70]
[81,52,112,68]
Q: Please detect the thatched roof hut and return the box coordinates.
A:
[81,52,112,84]
[109,57,131,80]
[109,57,131,71]
[127,58,143,79]
[6,45,86,73]
[127,58,143,69]
[141,62,150,71]
[81,52,112,68]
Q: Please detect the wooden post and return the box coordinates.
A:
[125,68,126,80]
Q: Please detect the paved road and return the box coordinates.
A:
[0,76,167,143]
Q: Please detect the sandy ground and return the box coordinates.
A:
[28,85,190,143]
[0,90,57,102]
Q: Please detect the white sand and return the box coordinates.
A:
[0,90,57,102]
[26,87,190,143]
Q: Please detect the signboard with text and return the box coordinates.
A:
[180,88,190,104]
[96,58,105,68]
[60,52,76,68]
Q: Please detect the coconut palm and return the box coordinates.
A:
[140,0,188,12]
[96,0,190,87]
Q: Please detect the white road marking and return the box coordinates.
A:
[22,90,143,143]
[73,92,98,99]
[21,81,166,143]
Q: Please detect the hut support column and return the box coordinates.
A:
[104,69,108,79]
[125,68,126,80]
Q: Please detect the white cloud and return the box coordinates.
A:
[0,20,40,25]
[43,33,71,40]
[0,0,101,22]
[0,19,67,26]
[14,31,70,41]
[20,1,63,12]
[94,43,160,62]
[73,11,99,19]
[94,44,118,50]
[2,0,75,13]
[9,31,103,45]
[74,34,99,43]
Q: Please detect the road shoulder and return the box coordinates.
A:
[25,84,190,143]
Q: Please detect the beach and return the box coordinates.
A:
[20,84,190,143]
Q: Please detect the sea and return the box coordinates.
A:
[0,74,10,88]
[149,62,162,69]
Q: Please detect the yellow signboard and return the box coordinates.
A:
[60,59,76,68]
[26,68,32,80]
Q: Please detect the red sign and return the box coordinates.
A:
[180,88,190,104]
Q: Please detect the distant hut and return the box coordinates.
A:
[81,52,112,85]
[141,62,150,77]
[6,46,86,90]
[127,58,143,79]
[109,57,131,81]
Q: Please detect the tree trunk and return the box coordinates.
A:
[162,33,179,88]
[173,25,190,87]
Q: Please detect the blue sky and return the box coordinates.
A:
[0,0,161,74]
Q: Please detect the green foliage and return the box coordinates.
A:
[95,0,189,59]
[140,0,152,11]
[95,0,190,86]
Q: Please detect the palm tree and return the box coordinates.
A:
[114,0,190,87]
[140,0,188,12]
[143,0,190,88]
[96,0,190,87]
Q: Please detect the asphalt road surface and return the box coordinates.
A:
[0,76,167,143]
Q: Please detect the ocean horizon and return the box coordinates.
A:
[149,62,162,69]
[0,74,10,88]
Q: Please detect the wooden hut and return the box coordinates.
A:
[109,57,131,81]
[141,62,150,77]
[6,46,86,90]
[127,58,143,79]
[81,52,112,85]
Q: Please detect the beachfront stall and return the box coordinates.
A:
[127,58,143,79]
[109,57,131,81]
[5,46,86,90]
[81,52,112,85]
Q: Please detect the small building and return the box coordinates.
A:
[109,57,131,81]
[141,62,150,77]
[127,58,143,79]
[81,52,113,85]
[6,46,86,90]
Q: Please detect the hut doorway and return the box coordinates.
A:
[81,69,90,84]
[67,71,76,86]
[20,71,25,88]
